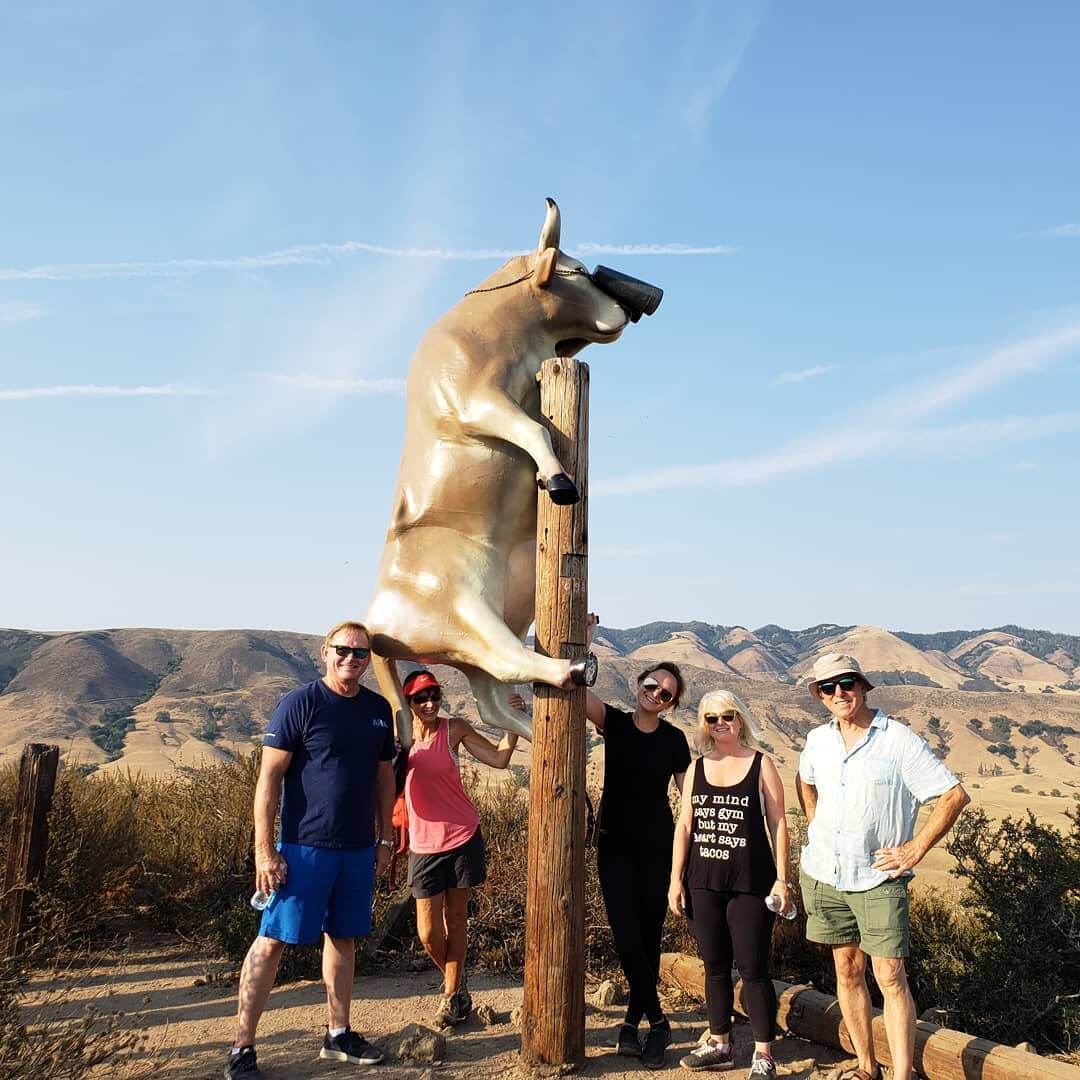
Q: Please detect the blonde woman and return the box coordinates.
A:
[669,691,791,1075]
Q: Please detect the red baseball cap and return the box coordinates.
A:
[403,670,440,698]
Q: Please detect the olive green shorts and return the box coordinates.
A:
[799,870,910,958]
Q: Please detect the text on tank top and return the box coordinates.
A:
[404,717,480,854]
[686,751,776,895]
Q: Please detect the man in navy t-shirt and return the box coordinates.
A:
[226,620,396,1079]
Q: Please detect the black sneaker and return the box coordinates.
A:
[749,1053,778,1079]
[616,1022,642,1057]
[224,1045,264,1079]
[319,1028,384,1065]
[641,1022,671,1070]
[451,985,472,1023]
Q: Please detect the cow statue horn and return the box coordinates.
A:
[537,197,561,253]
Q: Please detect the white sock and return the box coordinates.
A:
[328,1026,347,1038]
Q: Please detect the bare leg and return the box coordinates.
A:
[443,888,470,995]
[235,936,286,1046]
[871,956,915,1080]
[832,945,877,1075]
[416,894,448,976]
[323,935,355,1030]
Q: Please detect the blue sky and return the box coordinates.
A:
[2,2,1079,637]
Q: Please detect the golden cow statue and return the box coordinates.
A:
[367,199,661,744]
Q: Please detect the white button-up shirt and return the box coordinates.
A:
[798,709,959,892]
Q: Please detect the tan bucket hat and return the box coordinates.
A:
[807,652,874,694]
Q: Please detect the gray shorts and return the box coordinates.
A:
[408,829,486,899]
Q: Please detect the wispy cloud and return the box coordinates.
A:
[772,364,835,386]
[249,372,406,395]
[0,301,44,323]
[574,242,738,257]
[0,383,217,402]
[595,322,1080,496]
[1041,224,1080,238]
[0,237,738,283]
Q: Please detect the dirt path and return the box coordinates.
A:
[23,937,853,1079]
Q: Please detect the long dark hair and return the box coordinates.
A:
[636,661,685,708]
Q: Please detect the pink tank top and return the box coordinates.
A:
[405,717,480,854]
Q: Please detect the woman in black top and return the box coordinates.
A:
[669,690,791,1076]
[585,615,691,1070]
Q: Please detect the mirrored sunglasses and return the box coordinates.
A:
[641,676,674,704]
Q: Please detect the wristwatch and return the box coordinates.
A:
[378,839,395,850]
[775,878,791,886]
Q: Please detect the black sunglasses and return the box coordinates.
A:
[818,675,860,696]
[409,688,441,705]
[641,676,674,704]
[331,645,370,660]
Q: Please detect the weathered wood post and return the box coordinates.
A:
[1,742,60,956]
[522,357,590,1069]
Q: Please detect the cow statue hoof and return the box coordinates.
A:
[569,651,599,687]
[546,473,581,505]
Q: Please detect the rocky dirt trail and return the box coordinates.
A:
[23,936,852,1079]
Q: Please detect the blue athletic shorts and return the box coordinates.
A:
[259,842,375,945]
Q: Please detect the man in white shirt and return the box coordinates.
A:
[796,654,969,1080]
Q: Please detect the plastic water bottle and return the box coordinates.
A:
[765,893,797,920]
[250,889,275,911]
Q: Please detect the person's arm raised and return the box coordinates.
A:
[583,611,607,731]
[455,717,519,769]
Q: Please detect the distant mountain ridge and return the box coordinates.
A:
[1,621,1078,780]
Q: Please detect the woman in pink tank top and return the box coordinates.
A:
[402,669,520,1028]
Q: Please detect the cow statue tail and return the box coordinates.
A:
[370,651,413,750]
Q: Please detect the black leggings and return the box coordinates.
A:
[689,888,777,1041]
[597,843,669,1026]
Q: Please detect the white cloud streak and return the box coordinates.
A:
[595,322,1080,496]
[772,364,835,386]
[0,301,44,323]
[0,238,738,283]
[0,383,217,401]
[249,372,406,395]
[1041,224,1080,237]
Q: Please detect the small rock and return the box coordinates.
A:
[474,1003,497,1026]
[388,1023,446,1065]
[1015,1042,1037,1054]
[192,977,206,987]
[591,978,627,1006]
[511,1005,523,1027]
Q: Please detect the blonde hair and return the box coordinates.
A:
[695,690,766,754]
[322,620,370,648]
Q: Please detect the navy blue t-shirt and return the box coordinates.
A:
[263,680,395,850]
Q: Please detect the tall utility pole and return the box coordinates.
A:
[521,357,590,1069]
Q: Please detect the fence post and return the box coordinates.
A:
[1,743,60,956]
[522,357,589,1069]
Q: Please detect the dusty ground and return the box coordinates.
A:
[23,936,853,1079]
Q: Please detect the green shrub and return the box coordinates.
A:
[908,808,1079,1052]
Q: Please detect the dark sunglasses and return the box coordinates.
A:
[704,712,738,725]
[641,676,674,704]
[409,688,441,705]
[818,675,860,696]
[331,645,370,660]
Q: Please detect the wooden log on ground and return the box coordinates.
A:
[660,953,1080,1080]
[521,357,590,1070]
[1,743,60,957]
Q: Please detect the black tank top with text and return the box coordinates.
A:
[686,751,776,895]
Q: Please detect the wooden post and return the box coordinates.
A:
[660,954,1080,1080]
[1,743,60,956]
[522,357,590,1070]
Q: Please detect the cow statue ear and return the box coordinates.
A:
[534,246,558,289]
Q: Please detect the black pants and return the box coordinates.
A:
[597,841,669,1025]
[689,888,777,1041]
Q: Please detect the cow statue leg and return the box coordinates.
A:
[465,667,533,740]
